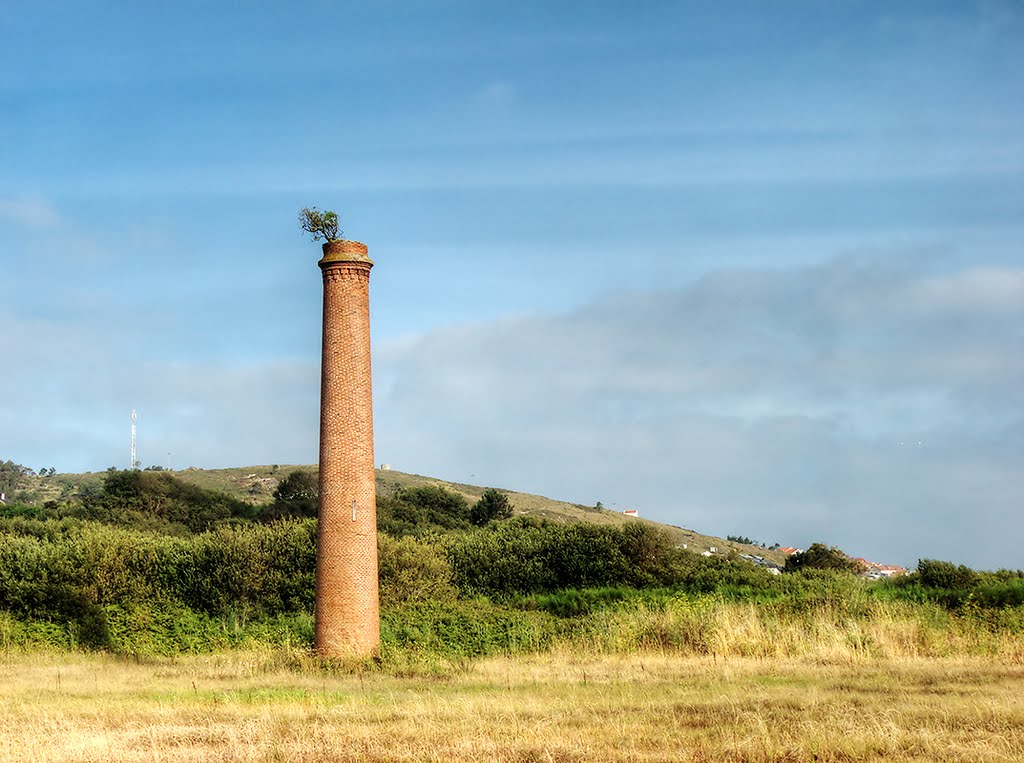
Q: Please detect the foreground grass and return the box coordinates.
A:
[1,650,1022,762]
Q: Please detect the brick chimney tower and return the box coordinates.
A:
[315,239,379,657]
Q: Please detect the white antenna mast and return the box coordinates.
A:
[130,409,138,469]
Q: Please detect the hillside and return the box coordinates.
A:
[6,464,786,565]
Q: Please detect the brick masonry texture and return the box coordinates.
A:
[315,240,379,657]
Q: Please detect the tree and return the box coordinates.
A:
[266,470,319,520]
[727,535,756,545]
[299,206,341,242]
[82,468,255,531]
[401,485,470,527]
[917,559,976,590]
[0,460,32,494]
[470,488,513,526]
[375,484,472,534]
[784,542,865,574]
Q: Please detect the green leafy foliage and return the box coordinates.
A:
[378,484,471,535]
[520,587,633,617]
[0,460,34,494]
[78,469,257,533]
[0,520,318,620]
[874,559,1024,611]
[442,517,686,597]
[381,599,563,659]
[784,542,865,574]
[2,467,1022,656]
[378,535,457,607]
[263,470,318,520]
[470,488,513,526]
[727,535,758,545]
[917,559,977,590]
[298,206,341,242]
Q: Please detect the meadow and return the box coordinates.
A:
[3,594,1024,762]
[2,649,1023,762]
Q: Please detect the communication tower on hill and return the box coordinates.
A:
[130,409,139,470]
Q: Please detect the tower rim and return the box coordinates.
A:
[319,239,373,268]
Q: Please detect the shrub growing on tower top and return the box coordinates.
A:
[298,206,341,242]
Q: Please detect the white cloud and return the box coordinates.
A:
[374,254,1024,569]
[0,195,61,228]
[906,267,1024,315]
[475,80,518,108]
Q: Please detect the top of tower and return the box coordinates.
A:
[319,239,373,268]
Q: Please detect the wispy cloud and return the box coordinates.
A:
[0,305,320,471]
[0,195,61,228]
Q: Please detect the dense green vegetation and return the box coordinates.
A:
[784,542,867,574]
[470,488,513,526]
[0,464,1022,658]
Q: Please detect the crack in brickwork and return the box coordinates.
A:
[315,242,379,657]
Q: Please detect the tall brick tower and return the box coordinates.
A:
[315,238,379,657]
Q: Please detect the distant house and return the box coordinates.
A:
[868,564,909,578]
[622,509,638,517]
[778,547,803,556]
[856,558,910,579]
[880,565,908,575]
[740,552,784,575]
[0,491,6,503]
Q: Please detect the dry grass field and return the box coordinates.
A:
[2,650,1022,762]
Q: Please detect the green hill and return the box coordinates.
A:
[9,463,784,565]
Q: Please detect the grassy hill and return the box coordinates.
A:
[11,464,785,565]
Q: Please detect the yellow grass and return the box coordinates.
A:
[2,649,1022,762]
[573,597,1024,662]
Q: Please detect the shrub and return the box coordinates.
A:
[441,518,686,597]
[973,579,1024,609]
[784,543,864,574]
[263,470,318,520]
[916,559,977,590]
[378,485,472,535]
[470,489,513,526]
[0,519,317,624]
[668,551,783,598]
[523,587,632,618]
[617,522,678,586]
[380,600,561,658]
[79,469,256,532]
[378,534,457,607]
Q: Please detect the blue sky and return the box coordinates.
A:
[2,1,1022,569]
